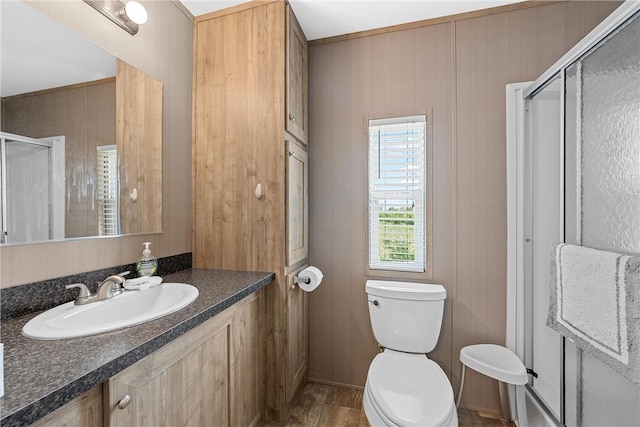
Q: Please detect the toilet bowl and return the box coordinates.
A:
[364,280,457,427]
[363,350,458,427]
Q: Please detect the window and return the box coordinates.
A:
[368,115,427,272]
[97,145,120,236]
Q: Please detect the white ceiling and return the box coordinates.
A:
[0,0,527,97]
[181,0,527,40]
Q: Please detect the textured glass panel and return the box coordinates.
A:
[564,12,640,427]
[564,65,579,245]
[579,15,640,253]
[581,352,640,426]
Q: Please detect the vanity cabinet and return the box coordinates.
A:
[32,291,263,427]
[286,7,308,145]
[30,385,103,427]
[106,291,263,427]
[193,0,309,423]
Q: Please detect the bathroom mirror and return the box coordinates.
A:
[0,1,162,245]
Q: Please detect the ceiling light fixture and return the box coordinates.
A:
[124,1,148,25]
[83,0,148,35]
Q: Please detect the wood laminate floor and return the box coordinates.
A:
[285,382,516,427]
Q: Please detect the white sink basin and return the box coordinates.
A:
[22,283,199,340]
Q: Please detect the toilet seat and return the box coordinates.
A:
[364,385,401,426]
[365,350,457,427]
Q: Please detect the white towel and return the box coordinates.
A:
[123,276,163,290]
[548,243,640,384]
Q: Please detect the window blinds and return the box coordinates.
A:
[97,145,120,236]
[368,115,426,272]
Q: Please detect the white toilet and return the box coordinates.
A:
[363,280,458,427]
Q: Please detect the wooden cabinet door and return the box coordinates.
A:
[285,270,309,404]
[286,137,308,266]
[107,315,231,427]
[193,2,285,272]
[107,292,262,427]
[31,385,103,427]
[229,292,263,427]
[286,6,308,144]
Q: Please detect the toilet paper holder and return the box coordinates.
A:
[290,266,323,292]
[291,275,311,290]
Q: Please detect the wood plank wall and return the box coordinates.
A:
[307,1,620,413]
[192,2,288,421]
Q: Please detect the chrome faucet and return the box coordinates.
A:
[66,271,130,305]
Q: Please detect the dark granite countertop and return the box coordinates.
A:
[0,269,274,427]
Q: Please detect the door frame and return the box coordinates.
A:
[0,132,65,243]
[506,82,564,427]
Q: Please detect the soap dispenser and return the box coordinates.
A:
[137,242,158,276]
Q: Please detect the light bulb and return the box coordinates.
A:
[125,1,147,25]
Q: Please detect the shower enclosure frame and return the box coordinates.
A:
[0,131,65,244]
[506,1,640,425]
[507,78,564,427]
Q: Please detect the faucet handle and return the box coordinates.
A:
[66,283,91,298]
[113,271,131,287]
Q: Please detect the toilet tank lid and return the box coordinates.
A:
[365,280,446,300]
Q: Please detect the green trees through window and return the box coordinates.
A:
[378,207,415,262]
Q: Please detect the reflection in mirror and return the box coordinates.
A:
[0,1,162,245]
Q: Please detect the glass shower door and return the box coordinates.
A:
[0,133,65,244]
[563,12,640,426]
[2,137,53,243]
[523,75,563,423]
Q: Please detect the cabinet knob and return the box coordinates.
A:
[289,113,296,122]
[117,394,131,409]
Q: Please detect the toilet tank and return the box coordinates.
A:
[366,280,446,354]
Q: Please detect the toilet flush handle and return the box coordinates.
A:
[371,300,379,306]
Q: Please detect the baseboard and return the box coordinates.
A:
[307,377,364,391]
[459,403,505,419]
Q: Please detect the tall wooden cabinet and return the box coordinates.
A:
[193,1,309,423]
